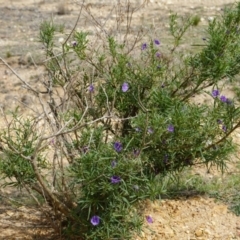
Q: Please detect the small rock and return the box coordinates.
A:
[140,231,145,238]
[58,37,64,43]
[195,229,203,237]
[211,221,216,226]
[208,16,215,22]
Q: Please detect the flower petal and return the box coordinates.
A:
[146,215,153,223]
[122,82,129,92]
[91,215,100,226]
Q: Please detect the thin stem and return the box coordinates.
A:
[0,57,39,95]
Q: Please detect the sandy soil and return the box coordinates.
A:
[0,0,240,239]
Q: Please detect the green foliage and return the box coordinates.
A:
[39,20,56,54]
[5,50,12,58]
[0,115,47,187]
[1,2,240,239]
[232,199,240,216]
[191,15,201,26]
[72,31,88,60]
[169,13,200,51]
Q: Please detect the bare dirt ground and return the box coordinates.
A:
[0,0,240,239]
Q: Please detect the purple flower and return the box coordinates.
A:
[146,215,153,223]
[89,84,94,92]
[82,146,89,154]
[72,41,77,47]
[50,138,55,145]
[135,127,141,132]
[222,125,227,132]
[217,119,223,124]
[90,215,100,226]
[133,149,140,157]
[111,176,121,184]
[212,89,220,98]
[220,95,227,103]
[127,62,132,68]
[167,124,174,133]
[111,160,117,168]
[122,82,129,92]
[154,39,160,45]
[114,142,123,152]
[141,43,147,50]
[156,52,161,58]
[147,128,154,134]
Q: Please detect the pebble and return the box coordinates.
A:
[195,229,203,237]
[58,37,64,43]
[208,16,215,22]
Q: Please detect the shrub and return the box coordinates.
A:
[1,1,240,239]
